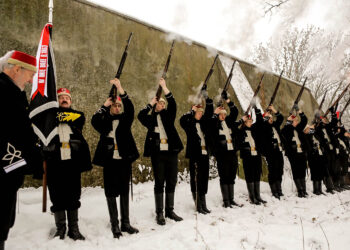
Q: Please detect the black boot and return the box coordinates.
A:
[324,177,335,194]
[53,210,66,239]
[67,209,85,240]
[155,193,166,225]
[0,240,4,250]
[199,194,211,213]
[254,182,267,204]
[228,184,241,207]
[120,194,139,234]
[318,181,325,195]
[165,193,183,221]
[193,192,206,214]
[313,181,320,195]
[301,179,308,196]
[276,180,284,196]
[220,184,232,208]
[246,182,260,205]
[106,197,122,238]
[340,176,350,190]
[295,179,305,197]
[269,182,280,199]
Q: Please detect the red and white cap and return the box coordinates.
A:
[57,88,71,99]
[114,96,122,105]
[7,50,37,72]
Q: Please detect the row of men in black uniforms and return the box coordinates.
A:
[1,50,349,250]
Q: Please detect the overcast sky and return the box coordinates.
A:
[87,0,350,61]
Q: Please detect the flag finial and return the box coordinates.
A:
[48,0,54,24]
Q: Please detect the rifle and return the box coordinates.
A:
[217,60,236,107]
[153,41,175,110]
[318,92,327,111]
[289,77,307,115]
[245,73,265,115]
[323,82,350,118]
[267,70,283,110]
[340,97,350,120]
[201,54,219,92]
[109,32,133,101]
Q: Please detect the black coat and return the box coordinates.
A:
[91,92,139,165]
[44,107,92,173]
[237,108,264,158]
[315,113,339,153]
[0,72,42,181]
[138,92,183,157]
[260,112,284,156]
[281,112,308,157]
[209,101,241,156]
[180,98,214,159]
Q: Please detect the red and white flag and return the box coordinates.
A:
[29,23,58,146]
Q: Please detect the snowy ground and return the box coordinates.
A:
[7,171,350,250]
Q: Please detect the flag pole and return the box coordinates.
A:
[42,0,54,213]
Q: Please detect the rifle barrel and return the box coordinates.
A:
[268,70,284,107]
[246,73,265,114]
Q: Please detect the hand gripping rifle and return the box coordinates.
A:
[217,60,236,107]
[289,77,307,115]
[323,82,350,118]
[245,73,265,115]
[152,41,175,112]
[266,70,283,111]
[109,32,133,102]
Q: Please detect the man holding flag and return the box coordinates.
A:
[0,50,43,250]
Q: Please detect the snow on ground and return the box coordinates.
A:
[7,170,350,250]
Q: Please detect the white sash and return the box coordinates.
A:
[108,120,122,159]
[58,123,72,160]
[196,123,207,155]
[156,114,168,151]
[219,121,233,151]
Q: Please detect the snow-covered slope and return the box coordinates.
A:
[7,168,350,250]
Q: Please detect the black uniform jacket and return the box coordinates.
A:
[0,72,42,180]
[209,101,241,156]
[137,92,183,157]
[281,112,308,156]
[260,111,284,156]
[91,92,139,166]
[304,131,326,157]
[237,108,264,158]
[180,98,214,159]
[44,107,92,172]
[315,112,339,152]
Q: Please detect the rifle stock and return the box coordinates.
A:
[109,32,133,101]
[323,82,350,117]
[289,77,307,115]
[218,60,236,107]
[245,73,265,114]
[201,54,219,91]
[267,70,283,109]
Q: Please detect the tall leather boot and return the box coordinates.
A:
[269,182,280,199]
[193,192,206,214]
[333,177,342,192]
[246,182,260,205]
[0,240,4,250]
[318,181,325,195]
[301,179,308,196]
[313,181,320,195]
[165,193,183,221]
[228,184,241,207]
[199,194,211,213]
[276,180,284,196]
[294,179,305,197]
[155,193,165,225]
[53,210,66,239]
[106,197,122,238]
[67,209,85,240]
[340,175,350,190]
[324,177,335,194]
[254,182,267,204]
[220,184,232,208]
[120,194,139,234]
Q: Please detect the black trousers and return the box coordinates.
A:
[324,150,337,177]
[103,159,131,197]
[265,150,284,183]
[338,152,349,176]
[47,159,82,213]
[0,174,24,241]
[308,154,327,181]
[287,152,307,180]
[242,155,262,183]
[151,152,178,194]
[216,151,238,185]
[189,155,209,195]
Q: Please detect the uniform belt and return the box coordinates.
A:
[160,139,167,144]
[227,139,232,143]
[61,142,70,149]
